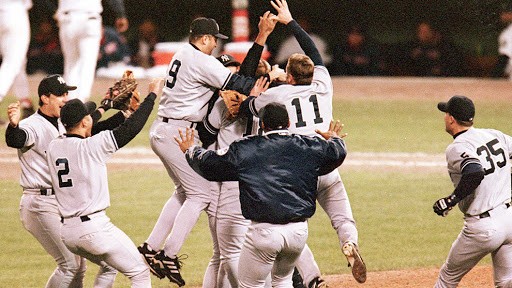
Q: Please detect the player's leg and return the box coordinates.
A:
[217,184,250,287]
[490,207,512,287]
[238,223,280,288]
[57,14,87,100]
[0,6,30,105]
[203,182,221,288]
[19,194,86,287]
[74,16,101,101]
[294,244,322,287]
[316,170,366,283]
[435,217,502,288]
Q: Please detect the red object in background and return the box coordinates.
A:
[232,9,249,42]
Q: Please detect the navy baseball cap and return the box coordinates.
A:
[38,74,77,97]
[217,54,240,67]
[438,95,475,122]
[190,17,228,39]
[60,99,96,128]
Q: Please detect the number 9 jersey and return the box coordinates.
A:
[248,66,333,137]
[446,127,512,216]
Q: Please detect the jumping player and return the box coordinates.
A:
[433,95,512,287]
[176,103,348,287]
[239,0,366,286]
[5,75,87,287]
[53,0,128,101]
[137,16,283,286]
[46,78,163,288]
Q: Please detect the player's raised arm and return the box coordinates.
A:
[271,0,323,66]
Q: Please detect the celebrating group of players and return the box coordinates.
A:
[6,0,512,287]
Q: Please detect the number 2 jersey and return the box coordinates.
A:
[47,131,118,218]
[446,127,512,215]
[246,65,333,137]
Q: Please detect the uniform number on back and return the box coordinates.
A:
[166,60,182,89]
[291,95,323,128]
[476,138,506,175]
[56,158,73,188]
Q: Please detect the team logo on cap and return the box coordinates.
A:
[220,55,230,63]
[57,76,65,84]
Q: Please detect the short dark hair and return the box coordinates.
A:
[259,103,289,131]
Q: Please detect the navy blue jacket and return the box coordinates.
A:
[186,130,347,224]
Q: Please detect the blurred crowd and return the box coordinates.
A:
[15,8,512,79]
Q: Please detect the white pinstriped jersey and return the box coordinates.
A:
[16,112,64,190]
[0,0,31,10]
[250,66,333,136]
[47,131,118,218]
[446,127,512,215]
[56,0,102,14]
[158,44,233,122]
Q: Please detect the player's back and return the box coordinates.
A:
[254,66,333,137]
[447,127,512,214]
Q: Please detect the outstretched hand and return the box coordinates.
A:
[270,0,293,24]
[174,127,196,153]
[259,11,278,35]
[250,76,270,97]
[7,101,21,128]
[315,120,347,140]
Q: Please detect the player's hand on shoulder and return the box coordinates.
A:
[7,101,21,128]
[315,120,347,140]
[148,78,165,96]
[271,0,293,24]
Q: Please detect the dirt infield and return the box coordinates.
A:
[2,76,509,287]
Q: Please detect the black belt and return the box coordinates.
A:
[476,202,511,219]
[162,117,197,128]
[40,188,54,196]
[61,210,103,223]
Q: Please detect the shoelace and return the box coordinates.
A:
[175,254,188,269]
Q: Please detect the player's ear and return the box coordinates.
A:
[40,94,50,105]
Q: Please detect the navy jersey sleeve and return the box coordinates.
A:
[239,43,264,77]
[287,20,323,66]
[185,146,238,181]
[317,137,348,175]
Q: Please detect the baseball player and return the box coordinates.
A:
[494,4,512,79]
[46,78,162,288]
[433,95,512,287]
[137,16,284,287]
[0,0,34,124]
[202,15,277,286]
[176,103,347,287]
[239,0,366,286]
[5,74,87,287]
[53,0,128,101]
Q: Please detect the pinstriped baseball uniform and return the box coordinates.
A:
[145,43,234,259]
[435,127,512,287]
[13,112,87,287]
[47,130,150,287]
[246,65,359,285]
[206,98,260,287]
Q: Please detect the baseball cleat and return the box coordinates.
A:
[308,276,330,288]
[151,251,186,287]
[342,241,367,283]
[137,242,165,279]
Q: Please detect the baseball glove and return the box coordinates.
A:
[220,90,247,120]
[101,70,138,111]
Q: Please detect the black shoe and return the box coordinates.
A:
[292,267,306,288]
[151,251,186,287]
[137,242,165,279]
[308,277,329,288]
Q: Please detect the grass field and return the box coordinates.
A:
[0,76,510,287]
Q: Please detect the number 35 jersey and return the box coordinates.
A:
[446,127,512,215]
[47,131,118,218]
[250,66,333,137]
